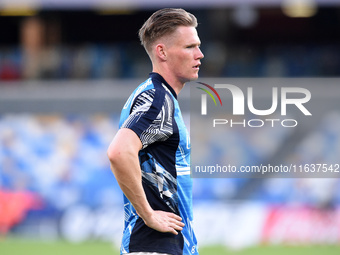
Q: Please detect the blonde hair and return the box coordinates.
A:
[139,8,197,54]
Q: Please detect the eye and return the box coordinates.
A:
[186,44,201,49]
[187,45,200,49]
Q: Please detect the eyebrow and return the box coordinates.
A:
[185,42,201,47]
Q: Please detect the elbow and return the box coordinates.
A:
[107,142,134,169]
[107,128,142,169]
[107,143,120,167]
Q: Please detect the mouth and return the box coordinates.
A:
[193,63,201,70]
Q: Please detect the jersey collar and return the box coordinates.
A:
[149,72,177,99]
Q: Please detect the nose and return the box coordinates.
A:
[196,47,204,60]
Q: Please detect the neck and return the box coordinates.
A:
[152,65,185,96]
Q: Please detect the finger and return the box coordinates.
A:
[171,222,183,231]
[168,226,179,235]
[169,218,185,227]
[166,212,183,222]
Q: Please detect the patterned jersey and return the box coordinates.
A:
[118,72,197,255]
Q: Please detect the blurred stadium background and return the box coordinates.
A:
[1,0,340,254]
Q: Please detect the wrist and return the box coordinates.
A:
[136,205,154,220]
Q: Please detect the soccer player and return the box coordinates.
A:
[107,8,204,255]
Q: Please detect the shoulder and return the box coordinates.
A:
[132,82,171,112]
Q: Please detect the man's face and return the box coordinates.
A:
[165,26,204,84]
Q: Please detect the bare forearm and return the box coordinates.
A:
[109,152,153,219]
[107,128,184,235]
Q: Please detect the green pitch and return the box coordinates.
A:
[1,239,340,255]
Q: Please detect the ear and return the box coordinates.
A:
[155,43,167,61]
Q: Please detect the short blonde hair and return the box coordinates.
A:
[138,8,197,54]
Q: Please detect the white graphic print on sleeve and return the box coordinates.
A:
[121,89,174,149]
